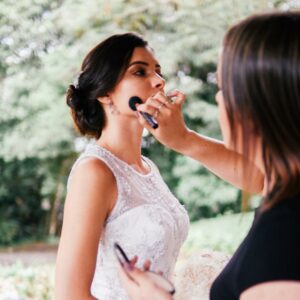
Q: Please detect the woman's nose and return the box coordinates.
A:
[152,73,165,90]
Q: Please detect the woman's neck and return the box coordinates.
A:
[97,123,145,167]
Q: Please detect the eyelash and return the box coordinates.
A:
[133,69,164,78]
[134,69,146,76]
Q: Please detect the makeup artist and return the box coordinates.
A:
[119,11,300,300]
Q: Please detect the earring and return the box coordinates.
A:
[109,100,120,115]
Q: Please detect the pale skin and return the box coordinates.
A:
[118,57,300,298]
[55,46,165,300]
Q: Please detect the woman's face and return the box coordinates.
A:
[216,56,245,153]
[109,46,165,117]
[216,59,233,149]
[216,54,262,168]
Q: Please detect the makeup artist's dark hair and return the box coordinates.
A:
[66,33,148,139]
[221,11,300,209]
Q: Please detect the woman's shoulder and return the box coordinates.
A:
[249,194,300,254]
[67,143,119,188]
[65,156,117,219]
[70,156,116,188]
[234,195,300,294]
[75,155,114,176]
[259,193,300,227]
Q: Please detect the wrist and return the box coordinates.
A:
[173,128,194,154]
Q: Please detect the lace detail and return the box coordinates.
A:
[67,142,190,300]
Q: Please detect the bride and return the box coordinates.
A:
[55,32,190,300]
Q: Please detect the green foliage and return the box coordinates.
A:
[0,158,46,244]
[182,212,254,254]
[0,262,54,299]
[175,168,239,220]
[0,220,19,245]
[0,0,298,245]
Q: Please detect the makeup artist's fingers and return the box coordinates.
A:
[137,92,171,115]
[137,113,154,131]
[136,101,159,117]
[150,92,173,108]
[118,263,173,300]
[130,256,138,268]
[138,90,186,118]
[118,263,141,299]
[127,269,173,300]
[136,89,189,151]
[137,100,169,117]
[143,259,151,271]
[166,89,186,107]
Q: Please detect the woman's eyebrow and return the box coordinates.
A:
[128,61,161,68]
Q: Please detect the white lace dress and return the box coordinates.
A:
[68,143,190,300]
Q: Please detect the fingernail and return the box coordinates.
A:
[124,263,133,272]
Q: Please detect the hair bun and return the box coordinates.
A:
[66,84,84,110]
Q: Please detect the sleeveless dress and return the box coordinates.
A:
[67,143,190,300]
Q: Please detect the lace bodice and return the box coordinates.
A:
[68,143,190,300]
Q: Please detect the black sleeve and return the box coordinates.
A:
[236,210,300,295]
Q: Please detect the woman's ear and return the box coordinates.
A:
[97,95,111,105]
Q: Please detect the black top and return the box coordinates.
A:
[210,194,300,300]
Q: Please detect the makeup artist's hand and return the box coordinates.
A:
[128,256,152,272]
[136,90,189,153]
[118,265,173,300]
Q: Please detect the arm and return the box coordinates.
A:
[176,130,264,194]
[137,90,264,194]
[241,281,300,300]
[55,158,117,300]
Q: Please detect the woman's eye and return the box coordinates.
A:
[134,69,146,76]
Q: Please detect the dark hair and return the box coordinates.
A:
[221,11,300,208]
[66,33,148,139]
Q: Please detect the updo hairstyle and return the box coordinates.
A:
[66,33,148,139]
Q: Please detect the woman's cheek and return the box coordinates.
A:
[216,92,230,147]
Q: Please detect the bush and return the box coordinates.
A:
[0,220,19,245]
[181,212,254,254]
[0,262,54,300]
[173,156,240,220]
[0,158,46,245]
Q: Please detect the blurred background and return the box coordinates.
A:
[0,0,299,299]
